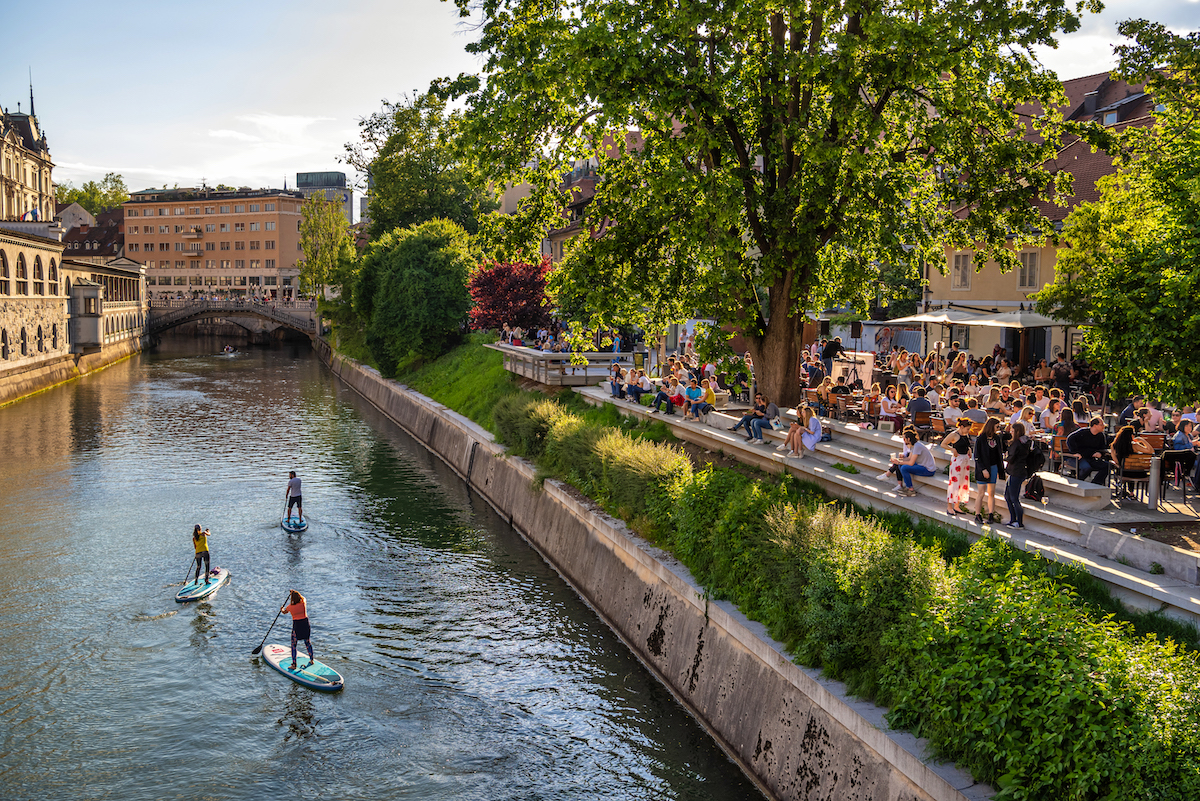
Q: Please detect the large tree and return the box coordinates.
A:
[1037,25,1200,403]
[450,0,1100,405]
[467,257,553,331]
[298,193,351,298]
[344,92,496,241]
[55,172,129,215]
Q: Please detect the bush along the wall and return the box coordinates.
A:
[493,396,1200,799]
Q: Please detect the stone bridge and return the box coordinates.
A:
[147,299,318,338]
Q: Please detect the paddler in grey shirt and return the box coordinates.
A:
[285,471,303,523]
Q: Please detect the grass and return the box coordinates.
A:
[831,462,860,474]
[397,332,524,432]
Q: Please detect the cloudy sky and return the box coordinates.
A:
[2,0,1194,221]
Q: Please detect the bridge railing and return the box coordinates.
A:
[146,299,317,333]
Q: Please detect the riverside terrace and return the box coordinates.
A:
[574,385,1200,624]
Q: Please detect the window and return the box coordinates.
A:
[249,222,260,231]
[220,205,230,213]
[206,260,217,269]
[205,242,215,251]
[190,260,200,269]
[265,221,275,231]
[128,243,139,253]
[127,209,139,217]
[20,327,28,355]
[249,276,261,286]
[189,207,200,215]
[250,241,260,250]
[175,243,184,252]
[952,253,971,290]
[174,207,185,215]
[159,208,167,216]
[250,259,261,269]
[235,259,245,269]
[265,276,277,286]
[282,278,292,286]
[174,225,184,233]
[219,223,229,232]
[37,325,44,352]
[147,276,157,285]
[48,260,57,295]
[250,204,260,212]
[143,225,153,233]
[186,276,199,286]
[16,255,27,280]
[235,241,245,250]
[205,276,217,286]
[127,226,138,234]
[220,242,230,251]
[1103,111,1118,126]
[235,205,245,213]
[205,224,215,232]
[219,276,232,286]
[234,223,245,232]
[0,330,7,358]
[205,207,215,214]
[265,203,275,211]
[1018,251,1039,289]
[159,243,170,251]
[265,240,275,250]
[221,260,231,269]
[265,259,275,269]
[189,243,202,252]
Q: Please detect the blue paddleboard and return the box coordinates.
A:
[261,643,344,691]
[281,517,308,533]
[175,567,230,602]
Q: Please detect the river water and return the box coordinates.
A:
[0,339,759,801]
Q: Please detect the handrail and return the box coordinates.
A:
[146,299,316,333]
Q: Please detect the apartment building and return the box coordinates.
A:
[296,171,352,224]
[123,187,304,300]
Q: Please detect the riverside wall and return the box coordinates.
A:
[0,336,147,407]
[315,340,989,801]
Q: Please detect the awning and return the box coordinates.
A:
[883,309,983,325]
[886,309,1069,329]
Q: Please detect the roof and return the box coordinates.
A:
[62,221,123,257]
[0,111,50,156]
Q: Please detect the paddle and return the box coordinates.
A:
[252,593,292,656]
[181,552,196,586]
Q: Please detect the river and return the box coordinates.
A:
[0,338,760,800]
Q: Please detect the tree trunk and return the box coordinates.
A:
[746,276,806,409]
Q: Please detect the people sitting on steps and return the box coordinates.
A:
[727,393,767,439]
[890,429,937,496]
[650,376,685,415]
[688,379,717,422]
[747,396,781,444]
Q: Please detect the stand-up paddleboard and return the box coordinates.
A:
[175,567,230,602]
[281,516,308,533]
[261,643,344,691]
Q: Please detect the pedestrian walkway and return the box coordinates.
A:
[577,386,1200,623]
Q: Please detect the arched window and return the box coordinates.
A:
[20,327,28,356]
[51,324,58,350]
[16,254,27,279]
[33,256,43,280]
[0,250,8,296]
[48,259,58,295]
[36,325,44,353]
[0,330,8,359]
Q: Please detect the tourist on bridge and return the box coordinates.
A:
[285,471,303,524]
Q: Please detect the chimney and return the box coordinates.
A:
[80,224,90,234]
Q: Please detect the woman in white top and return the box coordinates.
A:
[796,405,823,458]
[892,430,938,496]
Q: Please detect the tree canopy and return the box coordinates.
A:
[354,219,474,376]
[298,193,351,298]
[55,173,129,215]
[344,92,495,241]
[450,0,1101,404]
[467,257,553,331]
[1037,25,1200,403]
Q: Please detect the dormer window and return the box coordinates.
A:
[1103,111,1118,126]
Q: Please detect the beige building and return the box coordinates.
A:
[1,101,54,223]
[925,71,1156,368]
[124,187,305,300]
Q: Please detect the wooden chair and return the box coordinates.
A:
[911,410,934,441]
[1056,437,1082,478]
[968,421,986,438]
[865,400,882,429]
[930,416,948,439]
[1050,435,1069,475]
[1143,433,1166,453]
[1113,454,1152,501]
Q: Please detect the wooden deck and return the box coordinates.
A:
[487,343,641,386]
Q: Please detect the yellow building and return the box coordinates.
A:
[925,71,1157,369]
[1,98,54,223]
[124,187,305,300]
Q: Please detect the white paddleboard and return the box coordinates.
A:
[261,643,344,692]
[175,567,230,602]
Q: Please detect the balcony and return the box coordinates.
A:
[182,228,203,240]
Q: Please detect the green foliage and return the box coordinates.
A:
[488,392,1200,797]
[831,462,859,475]
[55,172,129,215]
[400,332,521,431]
[1036,27,1200,402]
[344,91,496,241]
[298,194,351,297]
[354,219,474,376]
[452,0,1100,405]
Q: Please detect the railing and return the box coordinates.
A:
[146,299,316,333]
[487,343,639,386]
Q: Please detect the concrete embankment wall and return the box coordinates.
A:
[0,336,147,407]
[315,340,988,801]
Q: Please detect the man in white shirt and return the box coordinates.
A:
[1032,386,1050,411]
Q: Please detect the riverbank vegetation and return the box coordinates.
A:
[489,390,1200,801]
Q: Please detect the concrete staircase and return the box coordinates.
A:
[578,386,1200,622]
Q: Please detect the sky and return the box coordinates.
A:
[1,0,1194,222]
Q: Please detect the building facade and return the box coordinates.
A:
[296,171,352,224]
[1,102,54,223]
[123,187,305,300]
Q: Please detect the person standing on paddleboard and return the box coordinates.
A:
[285,471,303,524]
[282,590,314,670]
[192,525,212,584]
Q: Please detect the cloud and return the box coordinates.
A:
[236,113,336,142]
[209,129,262,143]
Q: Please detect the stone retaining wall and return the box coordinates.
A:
[0,334,147,406]
[315,340,989,801]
